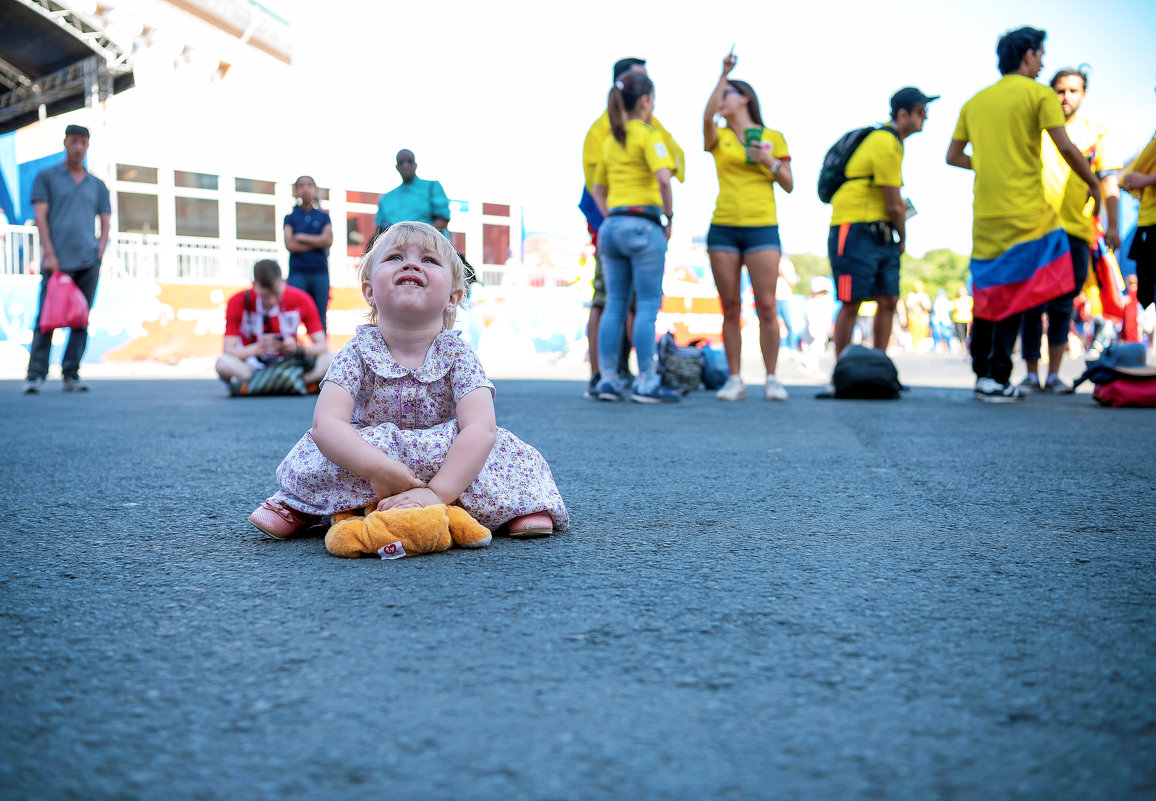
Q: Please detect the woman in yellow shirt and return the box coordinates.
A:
[704,51,794,401]
[591,71,680,404]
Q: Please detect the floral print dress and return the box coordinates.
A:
[271,325,568,532]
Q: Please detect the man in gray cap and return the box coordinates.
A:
[827,86,938,361]
[23,124,111,393]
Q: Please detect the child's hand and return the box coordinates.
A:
[369,460,421,501]
[376,487,441,511]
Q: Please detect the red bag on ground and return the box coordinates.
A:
[1092,378,1156,408]
[39,272,90,333]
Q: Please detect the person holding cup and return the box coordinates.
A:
[703,50,794,402]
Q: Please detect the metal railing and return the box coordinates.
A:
[0,224,575,289]
[0,224,39,276]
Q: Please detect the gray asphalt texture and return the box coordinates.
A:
[2,365,1155,800]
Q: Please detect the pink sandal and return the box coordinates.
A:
[248,499,317,540]
[507,512,553,538]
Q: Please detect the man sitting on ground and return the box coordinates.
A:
[215,259,332,394]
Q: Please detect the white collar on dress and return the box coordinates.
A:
[354,325,461,382]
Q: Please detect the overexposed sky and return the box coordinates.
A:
[276,0,1156,256]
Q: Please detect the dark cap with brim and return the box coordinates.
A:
[890,87,940,115]
[64,124,90,138]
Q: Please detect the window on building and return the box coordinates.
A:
[346,190,381,205]
[235,177,276,195]
[175,170,218,190]
[117,164,158,184]
[451,232,466,255]
[483,224,510,265]
[117,193,159,234]
[237,203,276,241]
[482,203,510,217]
[175,197,219,237]
[347,212,376,257]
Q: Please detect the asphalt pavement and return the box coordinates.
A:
[1,358,1154,800]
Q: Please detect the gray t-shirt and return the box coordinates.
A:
[31,163,111,271]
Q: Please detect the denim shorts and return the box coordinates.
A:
[828,222,900,302]
[706,224,781,255]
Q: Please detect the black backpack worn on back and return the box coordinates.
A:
[817,125,901,204]
[827,345,903,399]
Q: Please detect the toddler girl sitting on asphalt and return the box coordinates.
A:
[248,221,568,540]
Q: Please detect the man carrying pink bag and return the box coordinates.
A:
[38,272,91,334]
[23,124,110,394]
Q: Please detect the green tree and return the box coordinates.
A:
[786,252,831,293]
[787,247,969,298]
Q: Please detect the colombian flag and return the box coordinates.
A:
[578,186,603,234]
[970,211,1074,321]
[1091,221,1127,322]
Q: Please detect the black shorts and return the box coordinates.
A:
[1131,225,1156,307]
[828,222,901,303]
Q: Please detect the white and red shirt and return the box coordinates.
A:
[225,285,323,346]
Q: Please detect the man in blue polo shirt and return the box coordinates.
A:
[23,124,111,394]
[374,149,451,239]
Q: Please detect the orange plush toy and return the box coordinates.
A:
[325,503,492,559]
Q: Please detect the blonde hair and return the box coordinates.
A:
[357,221,466,329]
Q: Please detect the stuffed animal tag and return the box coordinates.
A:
[377,541,407,560]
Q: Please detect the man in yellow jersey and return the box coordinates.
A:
[1122,85,1156,312]
[580,57,685,398]
[1018,67,1122,394]
[828,87,937,360]
[947,26,1101,403]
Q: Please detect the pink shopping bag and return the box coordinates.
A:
[39,272,90,333]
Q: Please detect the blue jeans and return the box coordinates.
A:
[288,269,330,331]
[597,212,667,393]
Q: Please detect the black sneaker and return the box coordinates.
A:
[584,373,600,400]
[1016,375,1041,393]
[61,377,89,392]
[595,378,623,402]
[976,377,1024,403]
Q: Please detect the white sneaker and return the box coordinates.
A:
[715,375,746,401]
[975,377,1024,403]
[764,375,789,401]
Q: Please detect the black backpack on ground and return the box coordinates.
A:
[817,125,901,204]
[825,345,903,399]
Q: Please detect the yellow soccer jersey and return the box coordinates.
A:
[708,125,790,226]
[829,126,904,225]
[593,119,676,209]
[1128,133,1156,227]
[584,111,685,190]
[1042,115,1120,243]
[952,74,1066,220]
